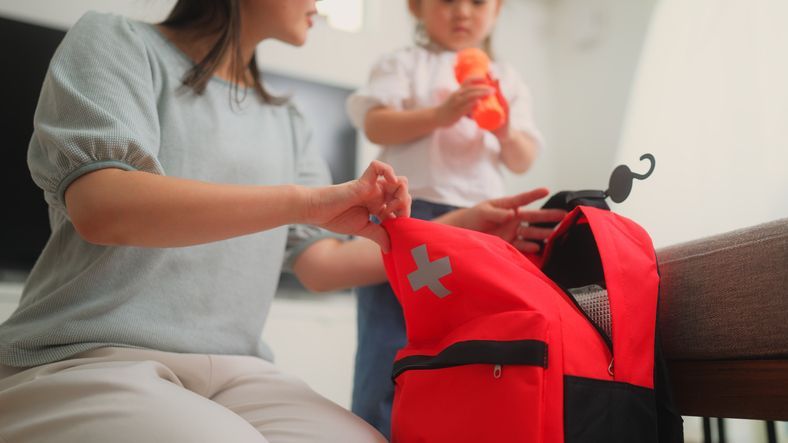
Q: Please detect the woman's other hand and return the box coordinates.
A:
[437,188,566,253]
[302,160,411,252]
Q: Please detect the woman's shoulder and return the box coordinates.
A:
[68,11,140,40]
[60,11,151,58]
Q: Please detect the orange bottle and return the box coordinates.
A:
[454,48,506,131]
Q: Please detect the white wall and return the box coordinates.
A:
[613,0,788,247]
[547,0,658,191]
[0,0,174,28]
[494,0,559,194]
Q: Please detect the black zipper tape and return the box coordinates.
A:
[392,339,547,380]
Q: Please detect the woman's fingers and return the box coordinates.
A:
[483,207,515,225]
[516,208,567,225]
[392,176,411,218]
[359,164,410,227]
[490,188,550,210]
[511,238,542,254]
[516,224,555,241]
[361,160,398,188]
[357,221,391,253]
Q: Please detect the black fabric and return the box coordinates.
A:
[564,375,659,443]
[392,339,547,379]
[542,224,605,292]
[654,272,685,442]
[654,337,684,442]
[533,191,610,229]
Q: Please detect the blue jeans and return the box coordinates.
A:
[351,199,459,440]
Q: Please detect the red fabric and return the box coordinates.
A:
[582,207,658,388]
[382,219,565,443]
[381,206,659,442]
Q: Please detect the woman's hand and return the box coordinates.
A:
[437,188,566,253]
[434,78,494,128]
[302,160,411,252]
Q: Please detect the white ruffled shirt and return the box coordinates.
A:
[347,45,544,208]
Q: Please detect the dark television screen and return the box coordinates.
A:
[0,17,64,273]
[0,15,355,274]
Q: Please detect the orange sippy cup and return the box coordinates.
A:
[454,48,506,131]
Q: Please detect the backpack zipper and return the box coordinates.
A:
[392,339,547,380]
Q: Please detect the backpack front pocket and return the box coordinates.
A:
[391,311,549,443]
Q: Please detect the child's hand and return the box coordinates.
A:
[303,161,411,252]
[434,78,494,128]
[489,77,513,140]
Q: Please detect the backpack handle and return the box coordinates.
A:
[605,153,656,203]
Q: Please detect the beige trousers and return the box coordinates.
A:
[0,347,386,443]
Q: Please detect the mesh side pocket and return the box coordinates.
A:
[568,284,612,339]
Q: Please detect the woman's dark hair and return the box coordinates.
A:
[161,0,285,104]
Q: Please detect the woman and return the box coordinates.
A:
[0,1,562,442]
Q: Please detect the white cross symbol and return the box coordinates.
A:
[407,244,452,298]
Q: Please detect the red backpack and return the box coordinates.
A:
[381,205,683,443]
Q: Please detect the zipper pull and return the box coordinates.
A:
[493,364,502,379]
[608,357,615,377]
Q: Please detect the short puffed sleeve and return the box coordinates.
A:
[345,49,414,129]
[27,12,163,213]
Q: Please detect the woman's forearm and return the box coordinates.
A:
[295,208,494,293]
[364,106,440,145]
[293,237,386,292]
[65,168,309,247]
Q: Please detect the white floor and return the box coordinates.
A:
[1,280,785,442]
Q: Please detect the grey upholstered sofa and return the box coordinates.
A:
[656,218,788,420]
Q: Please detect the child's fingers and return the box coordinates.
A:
[460,85,495,98]
[461,76,488,87]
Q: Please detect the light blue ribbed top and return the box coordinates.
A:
[0,12,332,367]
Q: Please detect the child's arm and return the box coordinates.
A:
[364,81,494,145]
[495,127,540,174]
[292,188,566,292]
[491,67,543,174]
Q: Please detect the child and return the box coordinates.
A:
[346,0,545,437]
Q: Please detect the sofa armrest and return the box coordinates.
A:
[655,218,788,420]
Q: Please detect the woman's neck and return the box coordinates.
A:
[157,25,256,85]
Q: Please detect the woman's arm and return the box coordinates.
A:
[293,188,566,292]
[293,238,386,292]
[65,161,408,250]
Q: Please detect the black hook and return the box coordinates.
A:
[605,153,656,203]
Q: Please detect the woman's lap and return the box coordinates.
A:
[0,347,384,443]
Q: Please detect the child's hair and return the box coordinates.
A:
[161,0,286,104]
[407,0,500,57]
